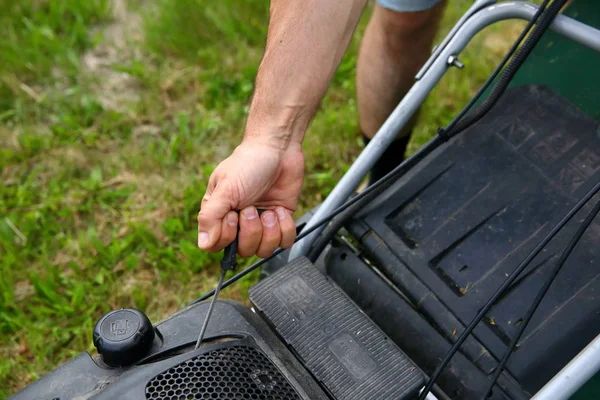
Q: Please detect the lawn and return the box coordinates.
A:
[0,0,524,396]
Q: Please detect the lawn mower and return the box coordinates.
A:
[9,0,600,399]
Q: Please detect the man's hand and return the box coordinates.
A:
[197,139,304,258]
[197,0,366,258]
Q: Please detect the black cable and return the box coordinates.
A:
[418,1,570,397]
[188,137,445,306]
[189,247,283,306]
[481,199,600,399]
[306,135,444,262]
[416,179,600,400]
[440,0,550,137]
[308,0,553,261]
[440,0,559,140]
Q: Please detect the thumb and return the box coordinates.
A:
[197,184,235,250]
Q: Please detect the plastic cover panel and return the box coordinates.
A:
[354,84,600,392]
[250,257,423,400]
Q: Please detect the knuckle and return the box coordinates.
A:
[281,227,295,241]
[256,248,272,259]
[261,228,276,240]
[238,237,259,257]
[246,223,262,236]
[221,236,235,248]
[238,248,253,258]
[222,229,234,241]
[197,214,211,227]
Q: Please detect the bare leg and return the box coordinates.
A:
[357,2,445,140]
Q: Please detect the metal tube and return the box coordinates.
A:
[290,1,600,259]
[416,0,497,80]
[532,334,600,400]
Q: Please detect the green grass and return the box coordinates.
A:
[0,0,524,396]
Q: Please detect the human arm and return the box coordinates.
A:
[197,0,368,257]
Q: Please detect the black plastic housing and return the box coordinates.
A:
[345,85,600,395]
[9,301,327,400]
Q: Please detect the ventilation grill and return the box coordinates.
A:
[145,345,300,400]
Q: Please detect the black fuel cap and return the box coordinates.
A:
[93,308,155,367]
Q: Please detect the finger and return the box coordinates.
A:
[207,211,238,252]
[256,211,281,258]
[197,186,232,251]
[275,207,296,249]
[238,206,262,257]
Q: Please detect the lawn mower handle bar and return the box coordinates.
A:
[289,1,600,260]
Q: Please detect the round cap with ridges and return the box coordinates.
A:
[93,308,155,367]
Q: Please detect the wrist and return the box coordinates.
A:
[243,122,292,152]
[244,96,310,151]
[239,133,304,162]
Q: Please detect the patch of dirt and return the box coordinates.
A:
[48,146,89,169]
[13,280,34,302]
[82,0,145,113]
[0,126,19,150]
[132,124,161,137]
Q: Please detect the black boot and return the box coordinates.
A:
[362,134,411,185]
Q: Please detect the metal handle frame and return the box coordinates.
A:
[291,1,600,257]
[290,2,600,399]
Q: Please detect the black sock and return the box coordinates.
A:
[363,134,411,185]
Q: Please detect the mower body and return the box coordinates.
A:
[9,1,600,399]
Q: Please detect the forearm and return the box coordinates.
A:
[245,0,367,150]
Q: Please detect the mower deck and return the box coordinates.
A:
[334,84,600,398]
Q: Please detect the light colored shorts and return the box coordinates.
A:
[377,0,441,12]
